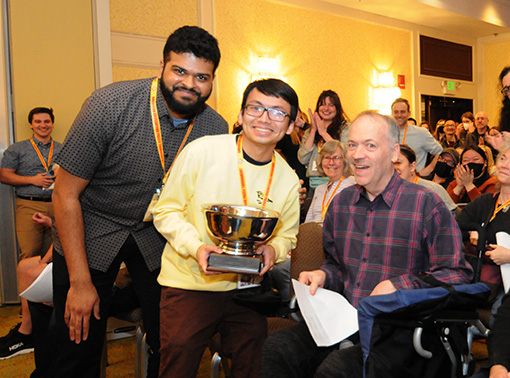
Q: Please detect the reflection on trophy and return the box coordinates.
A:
[203,204,280,274]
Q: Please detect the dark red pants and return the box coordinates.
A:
[159,287,267,378]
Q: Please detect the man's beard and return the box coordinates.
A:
[160,78,211,118]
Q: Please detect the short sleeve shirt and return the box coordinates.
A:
[53,77,228,272]
[1,138,61,197]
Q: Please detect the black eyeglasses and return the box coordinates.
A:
[244,105,289,122]
[501,86,510,96]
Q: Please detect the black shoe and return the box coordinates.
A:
[0,323,34,359]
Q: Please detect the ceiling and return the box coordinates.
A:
[311,0,510,38]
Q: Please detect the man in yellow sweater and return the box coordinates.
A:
[153,78,301,378]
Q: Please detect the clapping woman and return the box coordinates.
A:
[298,90,349,190]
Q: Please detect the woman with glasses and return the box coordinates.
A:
[427,148,459,190]
[304,140,355,223]
[394,145,456,212]
[455,140,510,332]
[298,90,350,190]
[447,145,497,204]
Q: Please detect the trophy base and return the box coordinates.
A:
[207,253,263,274]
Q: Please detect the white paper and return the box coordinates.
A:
[20,263,53,304]
[292,279,358,347]
[496,232,510,293]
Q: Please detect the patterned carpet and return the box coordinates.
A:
[0,304,215,378]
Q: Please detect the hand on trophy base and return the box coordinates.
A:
[207,253,264,275]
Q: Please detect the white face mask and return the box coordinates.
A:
[463,122,470,130]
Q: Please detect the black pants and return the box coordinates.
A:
[28,301,55,378]
[260,322,363,378]
[52,235,161,378]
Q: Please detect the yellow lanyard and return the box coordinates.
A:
[402,125,409,144]
[489,194,510,223]
[30,137,53,172]
[321,178,344,219]
[236,135,276,209]
[150,78,196,185]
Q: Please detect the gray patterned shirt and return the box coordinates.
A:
[1,138,61,197]
[53,77,229,272]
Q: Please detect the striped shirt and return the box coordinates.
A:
[321,173,473,308]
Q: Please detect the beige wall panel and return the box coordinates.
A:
[110,0,198,37]
[214,0,412,126]
[483,41,510,128]
[112,65,160,82]
[9,0,95,143]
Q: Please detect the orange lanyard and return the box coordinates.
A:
[150,78,196,185]
[30,137,53,172]
[318,140,323,153]
[402,125,409,144]
[413,175,419,184]
[237,135,276,209]
[321,178,344,218]
[489,194,510,223]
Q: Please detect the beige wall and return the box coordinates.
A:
[214,0,412,126]
[482,39,510,128]
[107,0,412,126]
[9,0,96,143]
[110,0,198,81]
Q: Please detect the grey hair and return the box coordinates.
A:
[352,110,400,144]
[316,140,350,177]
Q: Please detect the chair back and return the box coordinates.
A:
[290,222,325,281]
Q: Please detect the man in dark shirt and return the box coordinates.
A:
[440,119,463,149]
[260,110,473,378]
[52,26,228,378]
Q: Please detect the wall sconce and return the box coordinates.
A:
[251,57,286,82]
[372,71,401,115]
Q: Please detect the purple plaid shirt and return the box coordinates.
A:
[321,173,473,308]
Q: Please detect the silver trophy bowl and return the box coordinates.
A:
[203,204,280,256]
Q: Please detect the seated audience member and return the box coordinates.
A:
[260,110,472,378]
[428,148,459,190]
[459,112,476,144]
[298,90,350,190]
[407,117,417,125]
[479,144,496,175]
[394,145,456,212]
[152,79,300,378]
[434,119,446,141]
[419,120,431,132]
[0,213,53,360]
[466,112,491,146]
[305,140,355,223]
[447,145,497,204]
[440,119,463,149]
[456,140,510,323]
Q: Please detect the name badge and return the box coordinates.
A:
[143,188,161,222]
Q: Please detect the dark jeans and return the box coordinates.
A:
[159,287,267,378]
[28,302,56,378]
[52,235,161,378]
[260,322,363,378]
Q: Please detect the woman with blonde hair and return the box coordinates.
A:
[305,140,355,223]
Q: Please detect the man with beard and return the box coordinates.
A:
[51,26,228,378]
